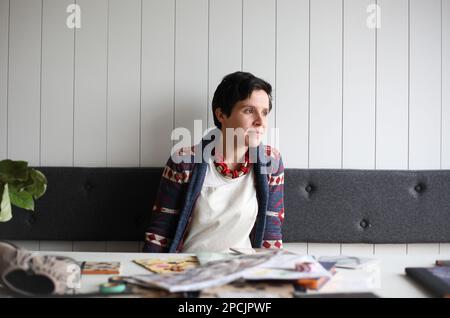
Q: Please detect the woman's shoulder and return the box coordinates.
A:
[166,145,197,170]
[262,144,282,161]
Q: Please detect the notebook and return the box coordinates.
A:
[405,266,450,298]
[80,261,122,275]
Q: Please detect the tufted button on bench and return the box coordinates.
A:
[414,184,424,193]
[359,219,371,230]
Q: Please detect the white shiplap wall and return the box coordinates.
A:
[0,0,449,254]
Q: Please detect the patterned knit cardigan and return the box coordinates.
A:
[143,137,285,253]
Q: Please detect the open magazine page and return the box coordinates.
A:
[243,254,332,280]
[317,255,380,269]
[131,251,330,292]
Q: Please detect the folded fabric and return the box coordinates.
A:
[0,241,81,297]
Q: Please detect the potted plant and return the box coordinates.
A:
[0,159,47,222]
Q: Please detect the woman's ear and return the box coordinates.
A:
[215,107,227,124]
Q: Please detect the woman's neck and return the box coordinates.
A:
[215,134,248,164]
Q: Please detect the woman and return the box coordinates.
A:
[143,71,284,253]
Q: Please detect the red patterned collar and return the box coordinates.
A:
[212,148,251,179]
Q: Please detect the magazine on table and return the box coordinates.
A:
[129,250,331,293]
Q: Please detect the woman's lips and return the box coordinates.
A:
[247,130,264,134]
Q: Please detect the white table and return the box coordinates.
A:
[2,247,448,298]
[43,251,448,298]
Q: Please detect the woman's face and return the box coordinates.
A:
[215,89,270,147]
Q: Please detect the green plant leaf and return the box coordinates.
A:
[0,183,12,222]
[0,160,28,183]
[25,168,47,199]
[9,187,34,211]
[8,182,24,194]
[0,160,46,220]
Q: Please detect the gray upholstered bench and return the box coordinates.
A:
[0,168,449,246]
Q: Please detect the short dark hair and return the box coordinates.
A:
[212,71,272,129]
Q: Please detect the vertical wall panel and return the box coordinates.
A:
[243,0,276,133]
[107,0,141,167]
[307,243,341,256]
[73,241,107,252]
[8,0,42,165]
[440,243,450,255]
[309,0,342,169]
[41,0,74,166]
[441,0,448,252]
[342,0,376,169]
[409,0,442,169]
[106,241,140,252]
[341,243,374,256]
[441,0,449,258]
[443,0,450,169]
[376,0,409,169]
[141,0,175,167]
[74,0,108,166]
[39,241,73,251]
[308,0,342,253]
[374,243,407,255]
[276,0,309,168]
[341,0,376,254]
[407,243,440,255]
[174,0,208,146]
[283,243,308,254]
[376,0,409,254]
[408,0,442,255]
[9,240,40,251]
[208,0,242,129]
[0,0,8,159]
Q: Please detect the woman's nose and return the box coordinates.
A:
[254,112,264,125]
